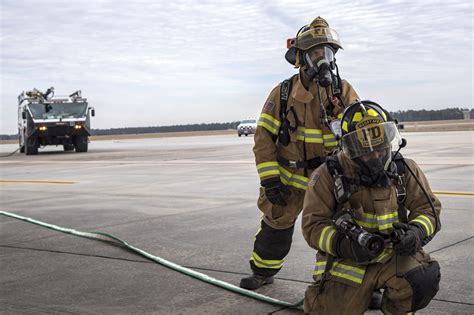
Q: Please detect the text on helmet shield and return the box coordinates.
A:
[355,117,385,148]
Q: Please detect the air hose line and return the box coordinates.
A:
[0,211,303,309]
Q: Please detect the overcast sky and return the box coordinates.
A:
[0,0,472,134]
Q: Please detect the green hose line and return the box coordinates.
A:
[0,211,304,309]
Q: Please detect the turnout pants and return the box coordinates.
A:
[304,250,441,314]
[249,186,305,277]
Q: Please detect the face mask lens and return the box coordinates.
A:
[306,45,335,65]
[329,119,342,138]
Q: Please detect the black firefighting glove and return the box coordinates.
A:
[392,222,426,256]
[333,233,378,263]
[262,178,291,206]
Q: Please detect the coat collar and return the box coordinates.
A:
[338,151,360,178]
[291,72,315,104]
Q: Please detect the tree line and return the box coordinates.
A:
[90,122,241,136]
[1,108,471,140]
[390,108,472,122]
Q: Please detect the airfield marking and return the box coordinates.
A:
[0,180,76,185]
[434,191,474,198]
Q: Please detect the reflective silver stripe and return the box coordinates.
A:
[289,176,308,189]
[312,260,365,284]
[296,127,324,143]
[257,162,279,179]
[279,169,290,183]
[258,114,280,135]
[330,262,365,284]
[356,211,398,231]
[313,261,326,276]
[278,166,309,190]
[257,166,279,178]
[323,134,337,147]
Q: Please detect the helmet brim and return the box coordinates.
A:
[285,44,342,66]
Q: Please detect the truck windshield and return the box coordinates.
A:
[28,102,88,119]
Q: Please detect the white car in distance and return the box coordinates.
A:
[237,119,257,137]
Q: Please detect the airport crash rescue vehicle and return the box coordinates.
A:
[18,87,95,155]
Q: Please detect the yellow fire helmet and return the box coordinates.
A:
[340,100,402,160]
[285,16,343,67]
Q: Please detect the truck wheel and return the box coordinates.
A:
[75,136,88,152]
[19,130,25,152]
[63,144,75,151]
[25,137,38,155]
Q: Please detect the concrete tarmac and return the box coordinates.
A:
[1,131,473,314]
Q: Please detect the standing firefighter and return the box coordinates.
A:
[302,101,441,314]
[240,16,359,289]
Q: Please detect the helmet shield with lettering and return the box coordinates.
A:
[341,120,401,159]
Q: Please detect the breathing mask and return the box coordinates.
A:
[303,45,336,87]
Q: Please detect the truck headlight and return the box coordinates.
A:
[38,126,47,131]
[74,124,82,129]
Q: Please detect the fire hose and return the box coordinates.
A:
[0,210,303,309]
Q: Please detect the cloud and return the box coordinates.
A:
[1,0,472,133]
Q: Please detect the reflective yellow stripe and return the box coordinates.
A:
[258,171,280,178]
[329,271,362,284]
[257,161,279,179]
[379,222,397,230]
[411,215,434,236]
[257,121,278,135]
[303,138,324,144]
[377,212,397,220]
[355,211,399,231]
[372,248,393,263]
[318,226,337,255]
[337,113,343,119]
[251,251,284,269]
[257,161,278,169]
[253,227,262,241]
[296,127,324,143]
[260,113,281,126]
[278,166,308,190]
[355,219,377,229]
[333,262,365,275]
[313,260,365,284]
[313,261,326,276]
[323,134,337,147]
[329,262,365,284]
[288,174,308,190]
[303,128,323,135]
[258,113,281,135]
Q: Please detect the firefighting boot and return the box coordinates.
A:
[239,274,274,290]
[368,289,383,309]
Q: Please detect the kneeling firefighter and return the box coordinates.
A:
[240,16,360,290]
[301,100,441,314]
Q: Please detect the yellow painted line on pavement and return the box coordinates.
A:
[0,180,76,185]
[434,191,474,198]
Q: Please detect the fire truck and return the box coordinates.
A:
[18,87,95,155]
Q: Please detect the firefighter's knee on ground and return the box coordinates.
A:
[383,260,441,314]
[404,260,441,311]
